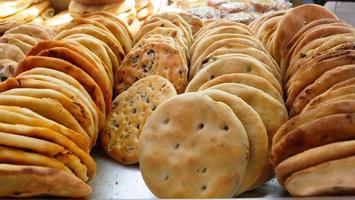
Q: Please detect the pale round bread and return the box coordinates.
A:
[139,92,249,198]
[190,33,261,61]
[101,75,176,165]
[202,89,268,195]
[186,55,282,94]
[285,156,355,196]
[195,48,279,80]
[199,73,283,104]
[0,164,91,198]
[208,83,288,145]
[195,20,251,40]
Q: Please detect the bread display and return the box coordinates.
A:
[0,10,134,198]
[0,1,354,198]
[251,4,355,196]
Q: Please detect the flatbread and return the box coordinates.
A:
[29,44,112,115]
[5,23,54,40]
[0,94,86,137]
[61,34,116,84]
[199,73,283,104]
[286,50,355,112]
[276,140,355,186]
[101,75,177,164]
[0,36,32,54]
[208,83,288,144]
[115,42,188,94]
[290,65,355,115]
[0,146,71,174]
[0,120,95,179]
[285,156,355,196]
[139,92,249,198]
[1,88,96,141]
[273,100,355,147]
[0,105,90,152]
[55,25,124,63]
[272,4,338,64]
[0,164,91,198]
[0,43,25,63]
[178,12,204,36]
[15,56,105,128]
[202,90,268,195]
[84,15,132,54]
[271,113,355,166]
[186,55,282,94]
[69,0,134,17]
[134,19,185,45]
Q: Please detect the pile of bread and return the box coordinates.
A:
[93,11,289,197]
[252,4,355,196]
[168,0,290,24]
[0,0,55,33]
[0,11,133,198]
[0,24,54,81]
[101,12,195,164]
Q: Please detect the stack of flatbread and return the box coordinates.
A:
[137,19,287,198]
[68,0,142,35]
[100,12,196,165]
[0,0,55,33]
[0,23,54,82]
[251,4,355,196]
[0,11,133,198]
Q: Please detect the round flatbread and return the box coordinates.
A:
[186,55,282,94]
[202,89,268,195]
[199,73,283,104]
[139,92,249,198]
[101,75,176,164]
[115,42,188,94]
